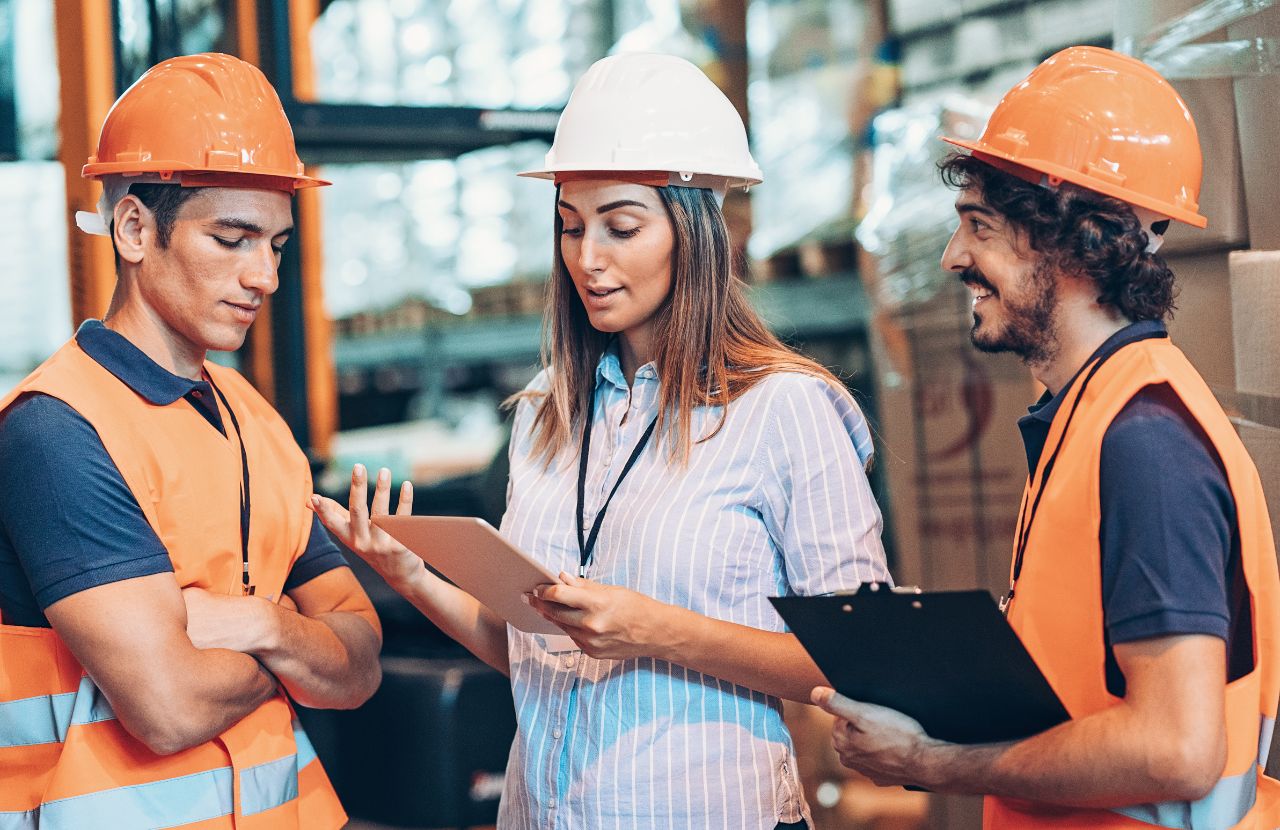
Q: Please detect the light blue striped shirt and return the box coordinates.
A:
[497,349,889,829]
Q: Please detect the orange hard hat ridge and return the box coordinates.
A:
[943,46,1206,229]
[83,52,327,191]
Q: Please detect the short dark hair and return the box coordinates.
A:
[123,183,202,248]
[938,153,1176,322]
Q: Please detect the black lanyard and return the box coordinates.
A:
[208,377,253,595]
[575,380,659,578]
[1001,330,1165,614]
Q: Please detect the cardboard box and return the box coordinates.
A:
[1230,3,1280,250]
[1230,250,1280,397]
[870,281,1037,599]
[1163,76,1248,254]
[1164,250,1236,391]
[1234,420,1280,778]
[1114,2,1249,254]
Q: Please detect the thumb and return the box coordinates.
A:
[811,686,861,719]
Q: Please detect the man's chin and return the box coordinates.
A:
[206,331,251,354]
[970,320,1011,354]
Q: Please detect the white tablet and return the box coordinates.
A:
[373,515,566,635]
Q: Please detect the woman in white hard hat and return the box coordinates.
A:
[315,53,888,829]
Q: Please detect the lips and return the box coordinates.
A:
[224,301,260,323]
[960,268,997,303]
[583,285,622,310]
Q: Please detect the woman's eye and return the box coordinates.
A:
[560,226,584,237]
[610,227,640,239]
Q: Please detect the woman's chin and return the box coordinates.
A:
[585,311,627,334]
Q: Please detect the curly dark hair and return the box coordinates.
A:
[938,153,1177,322]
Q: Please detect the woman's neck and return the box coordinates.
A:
[618,325,655,386]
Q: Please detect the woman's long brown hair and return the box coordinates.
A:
[511,184,856,466]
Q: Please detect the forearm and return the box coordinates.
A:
[390,568,510,674]
[921,703,1220,806]
[656,607,825,701]
[125,648,278,755]
[253,605,382,709]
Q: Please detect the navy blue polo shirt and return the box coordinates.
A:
[1018,320,1242,694]
[0,320,347,627]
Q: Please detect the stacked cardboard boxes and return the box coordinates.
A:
[1229,251,1280,777]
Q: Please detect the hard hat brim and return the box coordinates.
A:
[82,162,330,192]
[941,136,1207,230]
[517,166,763,189]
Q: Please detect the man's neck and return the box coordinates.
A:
[104,303,206,381]
[1032,302,1130,396]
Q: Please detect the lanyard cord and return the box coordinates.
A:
[208,378,253,595]
[1002,331,1166,614]
[575,380,659,578]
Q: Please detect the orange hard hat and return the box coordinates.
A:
[943,46,1205,228]
[83,52,327,192]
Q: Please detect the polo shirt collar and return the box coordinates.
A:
[75,319,213,406]
[1025,319,1169,425]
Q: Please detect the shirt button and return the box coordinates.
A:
[191,389,203,398]
[552,727,562,739]
[561,654,576,669]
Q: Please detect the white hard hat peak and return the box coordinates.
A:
[520,53,763,190]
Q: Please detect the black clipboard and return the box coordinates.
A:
[771,586,1069,744]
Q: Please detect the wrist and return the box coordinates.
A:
[246,596,285,656]
[648,601,694,663]
[388,561,432,597]
[916,739,977,794]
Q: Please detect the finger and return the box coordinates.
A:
[370,467,392,517]
[348,464,370,546]
[395,480,414,516]
[536,582,591,609]
[310,494,352,540]
[527,594,588,627]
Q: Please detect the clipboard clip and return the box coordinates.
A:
[820,581,923,597]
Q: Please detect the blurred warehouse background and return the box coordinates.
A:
[3,0,1279,826]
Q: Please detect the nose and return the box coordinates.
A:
[243,242,280,296]
[940,226,971,273]
[577,231,607,274]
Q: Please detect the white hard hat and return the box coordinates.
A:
[519,53,763,193]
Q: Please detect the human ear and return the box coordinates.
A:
[112,194,153,265]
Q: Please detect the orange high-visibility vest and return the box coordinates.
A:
[0,339,346,829]
[987,337,1280,829]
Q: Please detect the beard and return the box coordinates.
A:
[963,262,1059,366]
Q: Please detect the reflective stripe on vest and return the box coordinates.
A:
[1260,714,1276,771]
[0,675,114,748]
[1112,768,1255,830]
[0,713,319,828]
[1108,714,1275,830]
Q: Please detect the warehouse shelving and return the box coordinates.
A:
[333,277,871,372]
